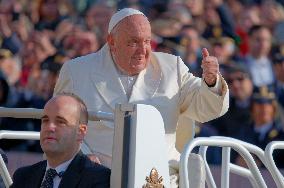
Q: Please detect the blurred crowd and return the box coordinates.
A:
[0,0,284,166]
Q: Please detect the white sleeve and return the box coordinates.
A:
[178,57,229,123]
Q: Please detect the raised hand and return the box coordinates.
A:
[201,48,219,87]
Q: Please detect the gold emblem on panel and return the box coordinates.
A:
[143,168,164,188]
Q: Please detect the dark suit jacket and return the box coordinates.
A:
[209,97,252,138]
[10,152,110,188]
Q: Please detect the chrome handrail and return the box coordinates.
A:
[0,107,114,121]
[180,137,267,188]
[0,131,41,187]
[264,141,284,188]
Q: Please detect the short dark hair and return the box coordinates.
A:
[248,25,270,36]
[56,93,88,125]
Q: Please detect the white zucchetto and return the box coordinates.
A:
[108,8,145,33]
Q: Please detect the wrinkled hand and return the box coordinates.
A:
[87,154,101,164]
[201,48,219,87]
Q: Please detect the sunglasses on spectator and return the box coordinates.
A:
[227,75,246,84]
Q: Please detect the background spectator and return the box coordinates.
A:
[207,63,254,138]
[244,25,274,87]
[234,86,284,168]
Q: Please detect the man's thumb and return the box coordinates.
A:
[202,48,209,59]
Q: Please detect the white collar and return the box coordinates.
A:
[46,155,76,175]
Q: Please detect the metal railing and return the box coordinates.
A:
[0,153,11,188]
[264,141,284,188]
[0,130,40,187]
[179,137,267,188]
[0,107,114,121]
[205,136,268,188]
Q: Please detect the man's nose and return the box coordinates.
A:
[137,43,146,54]
[45,122,56,131]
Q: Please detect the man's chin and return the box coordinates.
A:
[44,150,63,159]
[42,145,59,154]
[130,64,147,74]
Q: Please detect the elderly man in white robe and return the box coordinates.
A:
[54,8,229,186]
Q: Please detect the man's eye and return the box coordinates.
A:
[57,120,67,126]
[128,41,137,47]
[145,40,151,44]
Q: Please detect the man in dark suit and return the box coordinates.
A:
[10,93,110,188]
[208,63,254,138]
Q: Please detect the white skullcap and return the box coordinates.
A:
[108,8,145,33]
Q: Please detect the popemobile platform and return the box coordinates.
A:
[0,104,284,188]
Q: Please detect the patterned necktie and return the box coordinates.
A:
[40,168,58,188]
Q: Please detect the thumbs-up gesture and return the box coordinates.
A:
[201,48,219,87]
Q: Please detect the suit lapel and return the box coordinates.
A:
[129,53,162,102]
[58,153,84,188]
[90,44,128,110]
[32,161,46,188]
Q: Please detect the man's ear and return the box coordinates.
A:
[77,124,87,142]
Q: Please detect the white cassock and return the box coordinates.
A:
[54,44,229,186]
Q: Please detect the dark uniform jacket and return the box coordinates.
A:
[236,121,284,168]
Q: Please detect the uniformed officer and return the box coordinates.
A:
[235,85,284,168]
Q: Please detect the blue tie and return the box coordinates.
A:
[41,168,58,188]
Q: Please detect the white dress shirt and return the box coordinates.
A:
[246,56,275,87]
[117,71,138,99]
[43,156,75,188]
